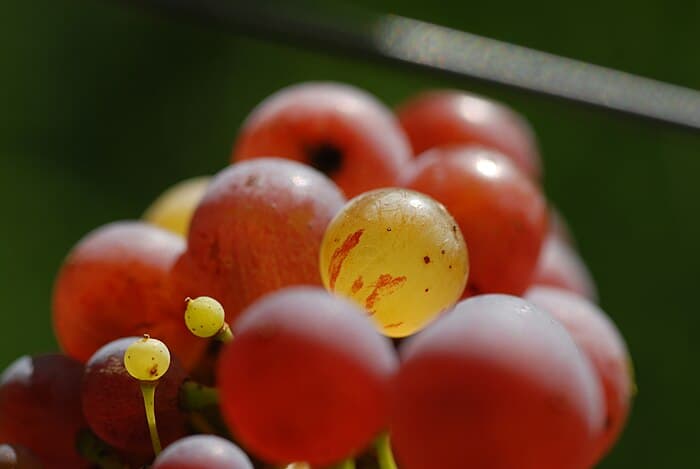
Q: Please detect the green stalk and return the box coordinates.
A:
[179,380,220,410]
[375,432,397,469]
[140,381,162,455]
[215,323,234,343]
[329,459,356,469]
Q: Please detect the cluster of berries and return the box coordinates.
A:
[0,82,632,469]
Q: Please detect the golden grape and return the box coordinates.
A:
[319,188,469,337]
[143,176,210,236]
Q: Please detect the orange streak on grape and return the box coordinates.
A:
[328,229,364,290]
[365,274,407,315]
[351,276,364,294]
[384,322,404,329]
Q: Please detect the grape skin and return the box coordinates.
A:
[152,435,253,469]
[319,188,469,337]
[179,158,346,325]
[217,287,398,467]
[391,294,605,469]
[232,82,412,197]
[401,146,548,296]
[0,354,88,468]
[525,286,633,463]
[52,221,206,370]
[81,337,188,456]
[396,89,541,180]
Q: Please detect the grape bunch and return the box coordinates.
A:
[0,82,635,469]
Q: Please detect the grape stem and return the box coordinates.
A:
[330,459,356,469]
[140,381,162,456]
[375,432,397,469]
[76,429,128,469]
[215,323,234,343]
[180,380,220,410]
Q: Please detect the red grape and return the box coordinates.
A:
[0,444,42,469]
[532,233,598,301]
[152,435,253,469]
[232,82,411,197]
[391,294,604,469]
[81,337,188,456]
[0,354,88,468]
[525,286,633,462]
[52,221,206,370]
[217,287,398,466]
[179,158,345,323]
[396,89,541,179]
[400,146,548,296]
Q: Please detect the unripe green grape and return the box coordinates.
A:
[185,296,225,338]
[124,336,171,382]
[184,296,226,338]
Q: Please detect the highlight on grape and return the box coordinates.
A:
[0,82,634,468]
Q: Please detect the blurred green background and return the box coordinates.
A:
[1,0,699,466]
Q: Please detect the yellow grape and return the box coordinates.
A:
[319,188,469,337]
[124,335,171,381]
[143,176,210,236]
[184,296,226,338]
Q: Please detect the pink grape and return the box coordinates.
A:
[177,159,345,324]
[52,221,206,370]
[81,337,188,456]
[391,294,605,469]
[152,435,253,469]
[217,287,398,466]
[525,286,634,462]
[401,146,548,296]
[232,82,411,197]
[396,89,541,179]
[0,354,88,468]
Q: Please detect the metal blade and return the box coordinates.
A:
[123,0,700,132]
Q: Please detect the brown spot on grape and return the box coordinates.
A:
[365,274,408,313]
[449,265,453,269]
[244,175,259,187]
[423,256,431,264]
[351,276,364,294]
[441,249,445,255]
[149,365,159,376]
[452,225,457,233]
[328,229,364,290]
[424,288,429,292]
[386,227,392,232]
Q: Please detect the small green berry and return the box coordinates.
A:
[184,296,226,338]
[123,335,171,382]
